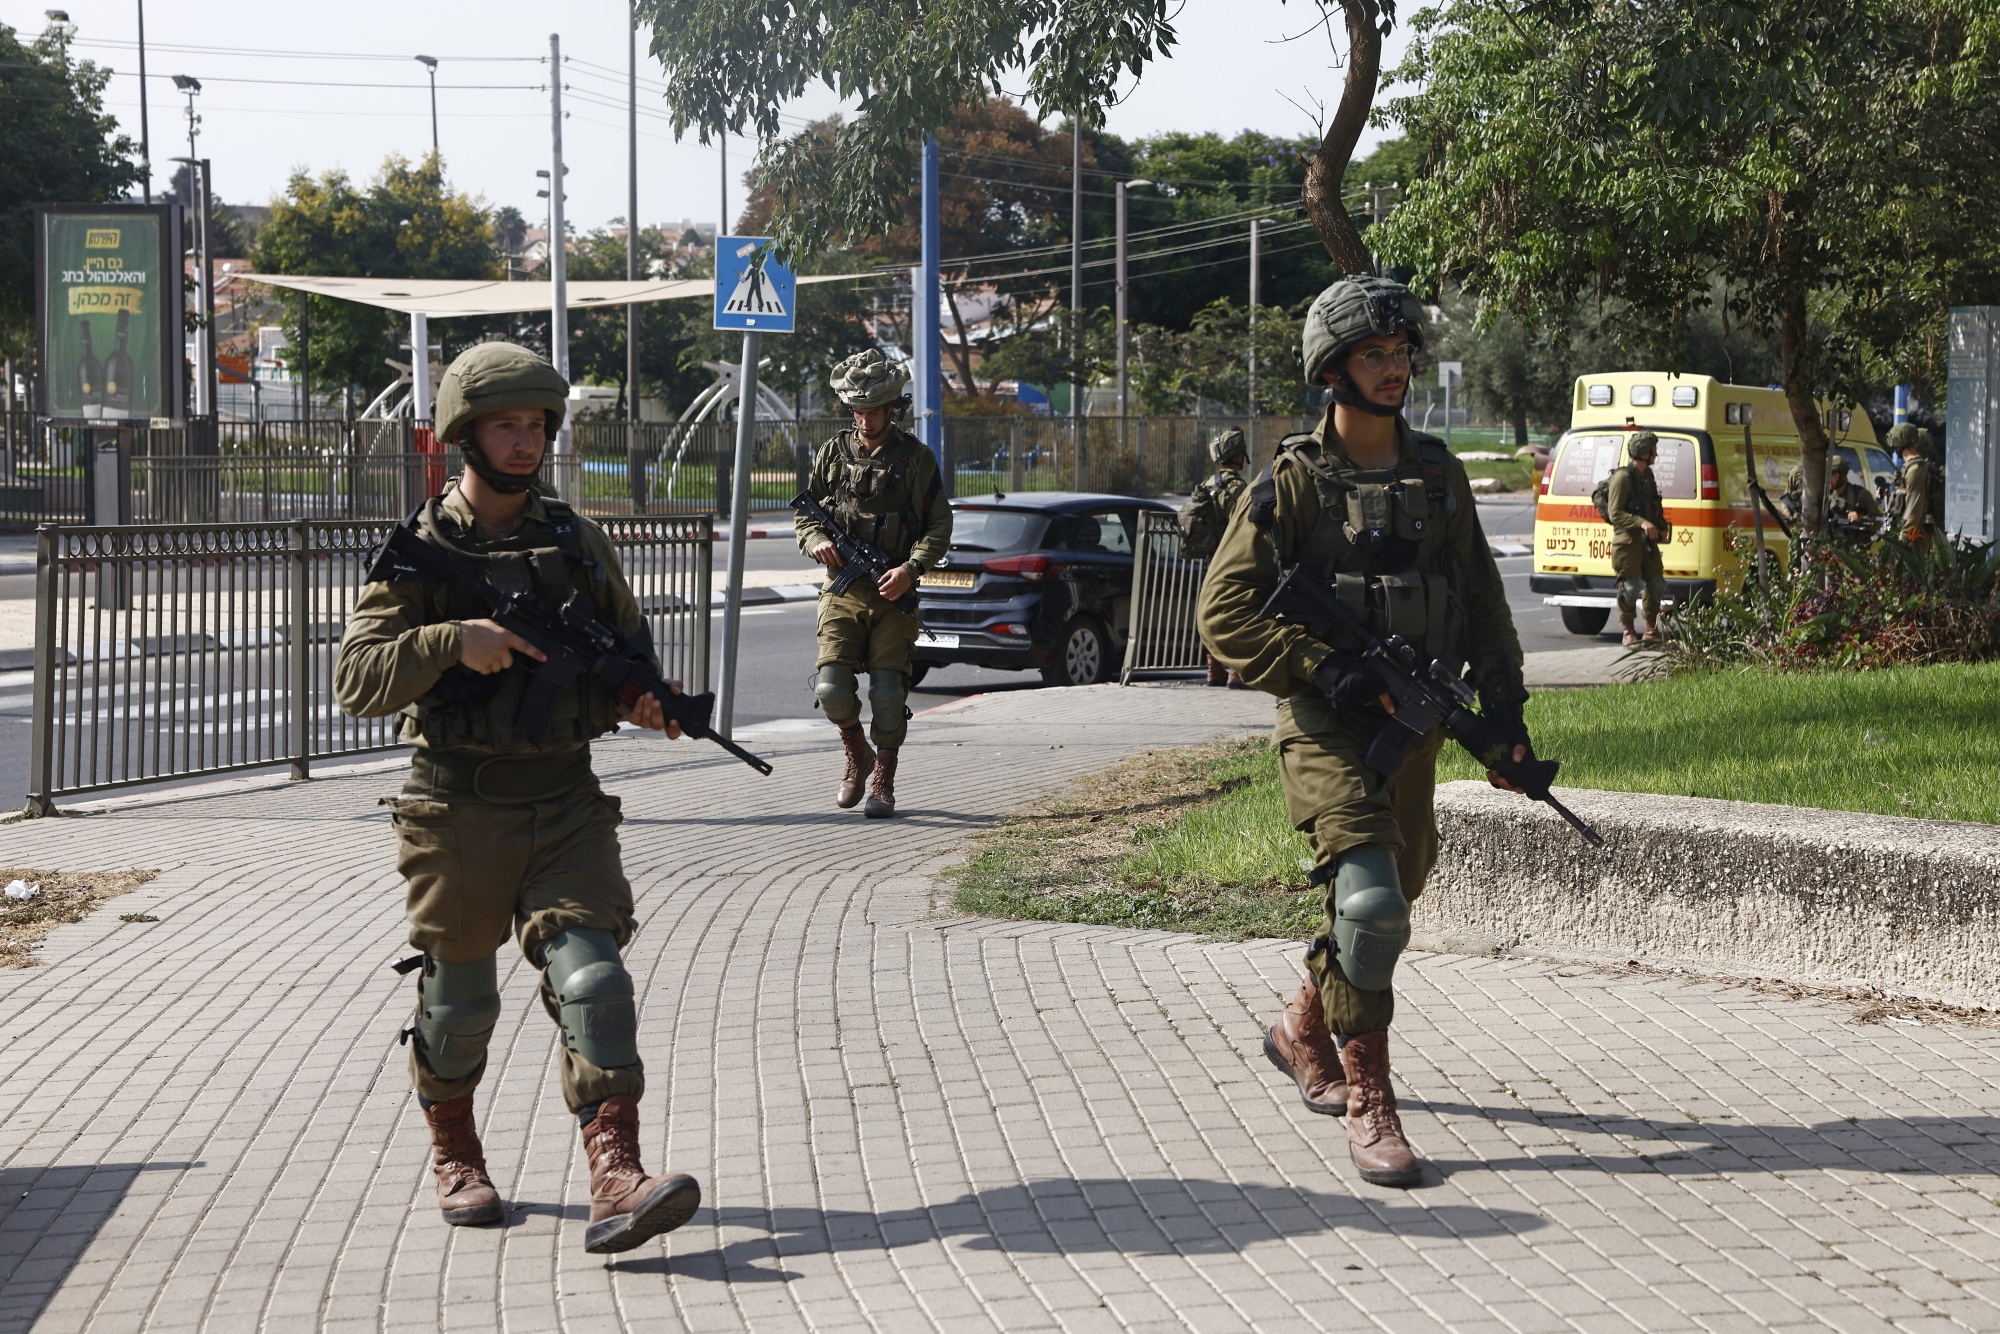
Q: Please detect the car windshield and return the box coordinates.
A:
[948,507,1047,553]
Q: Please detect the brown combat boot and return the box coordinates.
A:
[580,1096,702,1254]
[424,1094,503,1226]
[1226,670,1248,690]
[1642,619,1664,643]
[1619,615,1640,647]
[1340,1031,1422,1188]
[1261,977,1348,1116]
[864,747,898,819]
[835,724,875,809]
[1205,653,1229,687]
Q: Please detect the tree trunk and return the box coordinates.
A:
[1778,287,1827,539]
[1301,0,1382,275]
[944,286,982,397]
[1512,407,1529,452]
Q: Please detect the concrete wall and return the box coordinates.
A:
[1416,781,2000,1009]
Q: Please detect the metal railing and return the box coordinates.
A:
[24,514,713,813]
[0,412,1322,529]
[1121,510,1210,682]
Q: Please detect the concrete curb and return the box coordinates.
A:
[1416,780,2000,1008]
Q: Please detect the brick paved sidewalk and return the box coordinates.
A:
[2,682,1999,1333]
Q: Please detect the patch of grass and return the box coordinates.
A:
[0,867,160,966]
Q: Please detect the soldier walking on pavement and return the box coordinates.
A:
[336,342,701,1253]
[1606,432,1671,645]
[797,349,953,817]
[1887,423,1941,543]
[1199,279,1530,1188]
[1182,428,1250,687]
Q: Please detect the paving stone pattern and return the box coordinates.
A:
[2,683,1999,1332]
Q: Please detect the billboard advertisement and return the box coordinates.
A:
[34,203,184,423]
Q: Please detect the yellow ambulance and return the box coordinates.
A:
[1530,372,1888,635]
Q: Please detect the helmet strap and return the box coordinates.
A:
[460,440,542,495]
[1325,368,1408,419]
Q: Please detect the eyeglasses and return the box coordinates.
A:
[1351,345,1418,372]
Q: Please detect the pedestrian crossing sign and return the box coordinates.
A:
[713,235,796,333]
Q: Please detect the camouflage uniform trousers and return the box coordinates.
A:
[1611,541,1668,621]
[386,745,642,1112]
[1274,691,1447,1036]
[815,583,920,748]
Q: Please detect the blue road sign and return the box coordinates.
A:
[713,236,796,333]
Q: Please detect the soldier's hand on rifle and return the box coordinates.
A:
[617,684,683,739]
[458,619,547,675]
[1488,745,1529,794]
[810,540,844,568]
[1311,653,1394,715]
[878,565,914,601]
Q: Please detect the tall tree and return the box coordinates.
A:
[0,20,140,362]
[1378,0,2000,533]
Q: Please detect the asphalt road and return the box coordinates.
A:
[0,498,1601,809]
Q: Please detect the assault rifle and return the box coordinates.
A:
[1261,564,1603,847]
[789,491,933,637]
[364,521,774,776]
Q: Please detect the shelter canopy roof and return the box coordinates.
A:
[231,272,865,318]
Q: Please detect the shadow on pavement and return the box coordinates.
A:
[0,1160,197,1332]
[1409,1101,2000,1177]
[612,1175,1545,1282]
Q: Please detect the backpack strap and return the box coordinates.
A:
[1410,431,1458,516]
[1245,466,1278,531]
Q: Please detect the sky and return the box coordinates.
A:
[11,0,1413,239]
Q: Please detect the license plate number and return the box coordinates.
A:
[922,631,960,648]
[924,570,976,588]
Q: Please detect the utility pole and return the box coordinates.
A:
[172,74,200,192]
[547,33,571,475]
[1247,218,1260,455]
[415,55,439,159]
[919,134,941,453]
[173,155,215,419]
[627,2,642,510]
[1069,110,1084,426]
[136,1,152,203]
[719,138,727,235]
[1115,178,1153,431]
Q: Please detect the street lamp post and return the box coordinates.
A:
[1114,178,1154,428]
[171,74,200,183]
[414,55,438,160]
[135,1,152,203]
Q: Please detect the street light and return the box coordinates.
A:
[171,73,200,196]
[414,55,439,160]
[1115,178,1154,425]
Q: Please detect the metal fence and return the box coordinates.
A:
[0,411,1317,529]
[1121,510,1211,682]
[24,514,713,813]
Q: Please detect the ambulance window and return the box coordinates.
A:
[1631,385,1656,406]
[1833,446,1862,476]
[1650,436,1697,499]
[1866,447,1892,477]
[1550,434,1626,496]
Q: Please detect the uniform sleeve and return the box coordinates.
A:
[904,446,953,573]
[1846,486,1881,520]
[1444,461,1525,691]
[794,440,840,556]
[1604,470,1644,534]
[1902,462,1932,530]
[582,524,656,670]
[1197,459,1332,697]
[334,579,461,719]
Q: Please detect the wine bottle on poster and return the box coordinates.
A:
[77,320,103,419]
[103,309,135,419]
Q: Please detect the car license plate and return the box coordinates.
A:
[922,631,960,648]
[924,570,976,588]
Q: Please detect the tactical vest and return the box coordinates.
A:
[1251,430,1465,661]
[404,495,625,753]
[824,427,939,566]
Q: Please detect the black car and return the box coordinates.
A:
[910,491,1178,688]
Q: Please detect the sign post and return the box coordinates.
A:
[712,236,796,739]
[1437,360,1464,450]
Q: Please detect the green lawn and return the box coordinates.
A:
[950,662,2000,937]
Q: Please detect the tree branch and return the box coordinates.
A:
[1302,0,1381,274]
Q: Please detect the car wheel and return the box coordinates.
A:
[906,662,931,688]
[1560,606,1610,636]
[1042,616,1109,687]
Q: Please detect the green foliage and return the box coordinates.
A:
[1646,531,2000,676]
[0,21,141,361]
[253,155,498,394]
[1128,297,1316,414]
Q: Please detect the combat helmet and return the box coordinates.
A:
[830,349,912,410]
[1628,430,1659,460]
[1886,422,1929,458]
[434,342,569,496]
[1299,276,1427,417]
[1209,428,1248,465]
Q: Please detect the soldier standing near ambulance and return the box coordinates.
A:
[336,342,700,1253]
[1199,278,1529,1188]
[1604,431,1671,645]
[797,350,953,817]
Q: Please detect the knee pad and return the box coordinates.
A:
[415,955,501,1082]
[542,928,639,1071]
[866,668,909,717]
[813,665,861,725]
[1330,847,1410,992]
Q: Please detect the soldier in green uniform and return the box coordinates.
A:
[1605,432,1670,645]
[1823,456,1882,539]
[796,349,953,818]
[1198,278,1528,1188]
[1887,423,1940,543]
[336,342,701,1253]
[1189,428,1250,687]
